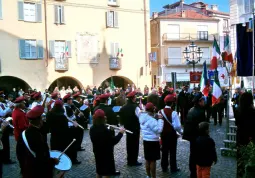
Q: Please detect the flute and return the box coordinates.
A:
[0,118,14,129]
[106,124,133,134]
[67,118,85,130]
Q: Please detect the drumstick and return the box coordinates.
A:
[106,124,133,134]
[0,118,14,129]
[67,118,84,130]
[58,139,76,159]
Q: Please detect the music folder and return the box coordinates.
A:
[112,106,121,113]
[80,104,88,111]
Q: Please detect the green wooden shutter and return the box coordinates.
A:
[49,40,55,58]
[36,3,42,22]
[54,5,59,24]
[37,40,44,59]
[18,1,24,21]
[0,0,3,20]
[19,39,26,59]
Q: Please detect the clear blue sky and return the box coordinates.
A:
[150,0,229,14]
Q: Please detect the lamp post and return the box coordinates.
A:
[183,41,203,87]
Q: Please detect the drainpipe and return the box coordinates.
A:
[44,0,49,67]
[143,0,148,76]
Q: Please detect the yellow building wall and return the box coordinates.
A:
[0,0,151,91]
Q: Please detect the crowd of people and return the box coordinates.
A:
[0,83,252,178]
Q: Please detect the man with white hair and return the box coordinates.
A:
[147,89,160,111]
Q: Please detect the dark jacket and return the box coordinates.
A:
[195,135,217,167]
[119,100,140,134]
[147,93,159,110]
[94,104,118,126]
[183,105,206,141]
[16,126,56,178]
[90,124,123,176]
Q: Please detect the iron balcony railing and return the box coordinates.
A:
[163,32,218,42]
[164,57,211,66]
[109,58,121,70]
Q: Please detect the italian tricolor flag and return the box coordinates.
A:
[210,37,221,70]
[222,34,233,63]
[212,70,222,106]
[200,61,209,96]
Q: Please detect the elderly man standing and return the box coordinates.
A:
[147,89,160,111]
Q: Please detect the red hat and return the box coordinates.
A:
[95,97,100,101]
[164,95,176,103]
[99,94,110,100]
[145,102,155,111]
[51,92,58,98]
[33,92,42,99]
[26,105,44,120]
[63,94,72,100]
[14,96,25,103]
[94,109,105,119]
[54,100,63,107]
[30,92,36,97]
[72,92,81,98]
[127,91,136,98]
[169,88,174,91]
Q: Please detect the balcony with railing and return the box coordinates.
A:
[164,57,211,66]
[162,32,217,42]
[109,58,121,70]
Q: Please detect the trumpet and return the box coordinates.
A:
[67,118,84,130]
[72,104,84,117]
[106,124,133,134]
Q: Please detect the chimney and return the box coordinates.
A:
[152,12,158,19]
[181,10,186,18]
[211,5,218,11]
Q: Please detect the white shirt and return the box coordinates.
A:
[31,101,42,110]
[160,106,183,134]
[63,103,76,127]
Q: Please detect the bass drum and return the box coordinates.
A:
[50,150,72,171]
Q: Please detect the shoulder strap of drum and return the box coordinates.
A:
[22,131,36,157]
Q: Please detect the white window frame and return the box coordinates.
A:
[107,11,118,28]
[167,47,181,65]
[54,41,66,59]
[24,40,37,59]
[24,2,36,22]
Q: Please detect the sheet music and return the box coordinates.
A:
[112,106,121,113]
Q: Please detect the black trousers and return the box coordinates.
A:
[180,107,188,125]
[189,140,197,178]
[161,133,178,170]
[0,150,3,178]
[205,107,212,122]
[1,126,11,162]
[212,106,223,125]
[126,132,140,165]
[76,128,84,149]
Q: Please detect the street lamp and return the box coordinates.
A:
[183,41,203,72]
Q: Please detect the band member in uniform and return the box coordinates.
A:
[0,120,9,177]
[90,109,125,178]
[72,92,86,151]
[16,105,59,178]
[119,91,142,166]
[12,96,29,141]
[31,92,43,109]
[94,94,118,127]
[178,85,190,125]
[46,100,77,165]
[116,89,126,106]
[63,94,81,164]
[159,95,182,173]
[0,91,15,164]
[47,92,58,112]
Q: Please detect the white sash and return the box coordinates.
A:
[160,109,174,127]
[22,131,36,157]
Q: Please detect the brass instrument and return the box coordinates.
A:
[0,117,14,129]
[106,124,133,134]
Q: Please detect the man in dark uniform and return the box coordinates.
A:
[119,91,142,167]
[16,105,59,178]
[94,94,118,127]
[183,93,206,178]
[63,94,82,164]
[178,85,190,125]
[72,92,86,150]
[142,90,149,106]
[205,91,212,123]
[159,86,170,110]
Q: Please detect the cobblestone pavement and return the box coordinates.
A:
[3,118,236,178]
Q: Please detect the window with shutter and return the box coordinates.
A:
[114,11,118,27]
[200,47,210,62]
[18,1,24,21]
[0,0,2,20]
[54,41,65,59]
[167,47,181,65]
[66,41,71,58]
[19,40,26,59]
[61,6,65,24]
[19,40,38,59]
[54,5,59,24]
[36,3,42,22]
[37,40,44,59]
[108,0,118,6]
[110,42,120,58]
[106,11,114,27]
[24,3,36,22]
[55,5,65,24]
[49,41,55,58]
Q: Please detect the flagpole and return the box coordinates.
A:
[252,9,254,95]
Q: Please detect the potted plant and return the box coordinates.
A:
[239,141,255,178]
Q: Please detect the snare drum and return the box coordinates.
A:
[50,150,72,171]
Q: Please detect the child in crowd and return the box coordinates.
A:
[195,122,217,178]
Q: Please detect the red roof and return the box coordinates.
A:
[157,10,218,21]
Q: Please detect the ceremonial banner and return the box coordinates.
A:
[55,54,68,71]
[208,67,229,87]
[76,33,99,64]
[190,72,202,83]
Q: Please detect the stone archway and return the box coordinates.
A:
[48,76,84,92]
[0,76,31,93]
[100,76,134,89]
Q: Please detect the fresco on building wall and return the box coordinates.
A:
[76,33,99,64]
[55,55,68,71]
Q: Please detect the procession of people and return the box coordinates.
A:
[0,83,250,178]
